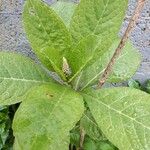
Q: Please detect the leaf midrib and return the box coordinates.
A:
[93,0,110,34]
[0,77,49,84]
[68,54,94,83]
[80,68,105,91]
[83,113,98,128]
[69,36,101,83]
[48,88,67,116]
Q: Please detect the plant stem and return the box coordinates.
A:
[78,128,85,150]
[97,0,146,88]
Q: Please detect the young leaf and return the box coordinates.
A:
[0,52,52,106]
[82,87,150,150]
[70,0,128,43]
[73,40,141,90]
[13,84,84,149]
[23,0,71,79]
[67,35,101,81]
[51,1,77,27]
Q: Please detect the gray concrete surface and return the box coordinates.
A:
[0,0,150,83]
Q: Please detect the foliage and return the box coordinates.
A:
[83,137,117,150]
[128,79,141,90]
[0,0,149,150]
[0,104,19,150]
[0,52,53,106]
[13,84,84,149]
[145,80,150,94]
[83,87,150,150]
[80,110,106,142]
[0,107,10,149]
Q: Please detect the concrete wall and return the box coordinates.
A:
[0,0,150,83]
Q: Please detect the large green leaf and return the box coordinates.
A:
[51,1,77,27]
[69,0,128,84]
[23,0,72,80]
[70,0,128,43]
[13,84,84,150]
[83,87,150,150]
[0,52,52,105]
[73,40,141,90]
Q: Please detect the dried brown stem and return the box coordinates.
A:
[78,128,85,150]
[97,0,146,88]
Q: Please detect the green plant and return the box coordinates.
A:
[0,104,18,150]
[0,106,10,149]
[128,79,141,90]
[128,79,150,94]
[0,0,149,149]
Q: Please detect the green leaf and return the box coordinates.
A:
[108,42,141,83]
[83,87,150,150]
[70,0,128,42]
[0,52,52,105]
[83,136,97,150]
[145,80,150,94]
[0,107,10,149]
[70,0,128,45]
[70,126,80,147]
[83,137,116,150]
[128,79,141,90]
[23,0,71,80]
[69,0,128,84]
[2,105,16,150]
[73,40,141,90]
[96,141,117,150]
[51,1,77,27]
[80,110,106,141]
[67,35,101,82]
[13,84,84,150]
